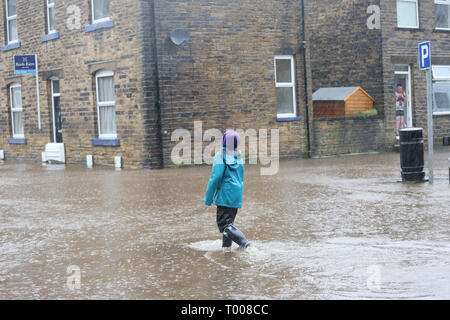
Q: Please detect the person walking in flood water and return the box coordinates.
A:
[202,130,251,251]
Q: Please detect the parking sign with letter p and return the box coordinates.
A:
[419,41,431,70]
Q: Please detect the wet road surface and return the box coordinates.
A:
[0,150,449,299]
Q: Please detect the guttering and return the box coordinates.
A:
[301,0,312,158]
[151,0,164,169]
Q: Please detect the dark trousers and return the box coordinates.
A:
[216,206,238,248]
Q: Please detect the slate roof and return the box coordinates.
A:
[312,86,370,101]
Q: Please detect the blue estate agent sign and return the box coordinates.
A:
[418,41,431,70]
[14,55,37,74]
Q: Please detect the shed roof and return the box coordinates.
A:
[312,86,374,102]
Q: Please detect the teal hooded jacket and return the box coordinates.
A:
[203,148,244,209]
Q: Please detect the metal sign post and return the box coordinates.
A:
[426,68,434,184]
[419,41,434,184]
[35,55,41,130]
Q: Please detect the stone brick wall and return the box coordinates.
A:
[0,0,313,169]
[307,0,450,150]
[306,0,384,113]
[380,0,450,147]
[150,0,312,167]
[312,115,385,156]
[0,0,155,169]
[306,0,387,157]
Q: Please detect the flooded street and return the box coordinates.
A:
[0,150,449,300]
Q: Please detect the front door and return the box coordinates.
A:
[51,79,63,143]
[394,65,413,128]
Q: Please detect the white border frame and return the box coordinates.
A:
[434,0,450,30]
[91,0,111,24]
[274,55,297,119]
[50,78,61,142]
[432,65,450,80]
[5,0,19,44]
[431,65,450,115]
[95,70,117,139]
[397,0,420,29]
[395,64,413,127]
[46,0,56,34]
[10,83,24,138]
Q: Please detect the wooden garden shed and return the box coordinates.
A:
[312,86,374,118]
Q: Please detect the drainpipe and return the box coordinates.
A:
[301,0,312,158]
[151,0,164,169]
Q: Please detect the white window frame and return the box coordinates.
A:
[431,65,450,115]
[432,65,450,80]
[91,0,111,24]
[10,83,24,138]
[395,64,414,127]
[50,78,60,142]
[46,0,56,34]
[95,70,117,139]
[274,55,297,118]
[434,0,450,30]
[5,0,18,44]
[397,0,420,29]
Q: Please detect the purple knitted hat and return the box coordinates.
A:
[222,130,241,150]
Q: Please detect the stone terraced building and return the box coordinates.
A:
[0,0,448,169]
[307,0,450,154]
[0,0,313,168]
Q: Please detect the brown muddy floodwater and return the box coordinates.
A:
[0,150,449,299]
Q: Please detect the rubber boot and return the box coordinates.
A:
[222,233,233,249]
[223,224,251,249]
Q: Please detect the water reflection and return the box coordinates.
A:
[0,150,449,299]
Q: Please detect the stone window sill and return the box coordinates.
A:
[84,20,114,33]
[41,32,60,43]
[433,28,450,33]
[8,137,27,145]
[433,112,450,117]
[276,116,302,122]
[91,138,120,147]
[2,42,21,52]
